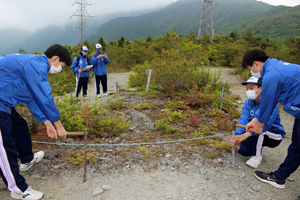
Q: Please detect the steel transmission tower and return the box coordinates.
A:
[70,0,93,44]
[197,0,214,39]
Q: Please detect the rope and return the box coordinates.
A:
[32,132,231,147]
[223,98,243,108]
[220,85,243,109]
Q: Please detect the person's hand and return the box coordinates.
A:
[56,126,68,139]
[97,54,103,59]
[253,122,264,134]
[53,120,68,139]
[43,120,58,139]
[87,68,90,71]
[230,132,251,147]
[230,136,237,147]
[246,118,258,132]
[103,55,107,59]
[78,69,82,73]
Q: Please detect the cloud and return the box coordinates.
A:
[258,0,300,6]
[0,0,177,32]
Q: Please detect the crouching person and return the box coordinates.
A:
[230,77,286,168]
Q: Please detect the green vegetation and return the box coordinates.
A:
[55,95,130,136]
[88,0,300,42]
[67,149,99,166]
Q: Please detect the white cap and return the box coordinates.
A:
[81,46,89,51]
[241,76,262,86]
[95,44,102,50]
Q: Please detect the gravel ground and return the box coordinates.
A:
[0,68,299,200]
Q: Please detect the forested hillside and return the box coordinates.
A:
[88,0,300,42]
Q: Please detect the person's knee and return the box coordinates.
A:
[238,146,252,156]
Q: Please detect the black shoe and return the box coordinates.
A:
[295,195,300,200]
[254,171,285,189]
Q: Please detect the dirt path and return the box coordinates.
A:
[0,69,299,200]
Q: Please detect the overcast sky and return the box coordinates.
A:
[0,0,299,32]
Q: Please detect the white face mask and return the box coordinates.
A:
[251,64,261,78]
[82,52,88,56]
[49,64,62,74]
[247,89,260,100]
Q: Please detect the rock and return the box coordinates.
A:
[43,150,59,159]
[213,159,218,164]
[217,158,223,163]
[60,138,74,143]
[144,109,151,114]
[93,188,104,196]
[227,192,233,197]
[102,185,111,191]
[132,115,142,122]
[53,165,60,169]
[165,193,172,199]
[199,169,207,175]
[129,126,136,131]
[287,177,295,182]
[31,174,41,179]
[251,185,260,192]
[241,173,246,179]
[165,153,171,158]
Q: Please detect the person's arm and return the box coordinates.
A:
[255,73,283,124]
[104,54,110,64]
[71,57,79,73]
[91,54,98,65]
[231,100,252,146]
[26,100,47,123]
[22,60,60,123]
[235,100,252,135]
[262,104,280,132]
[250,73,283,134]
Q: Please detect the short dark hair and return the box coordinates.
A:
[44,44,72,66]
[242,49,269,68]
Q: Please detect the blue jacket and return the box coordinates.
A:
[0,53,59,123]
[236,99,286,138]
[91,53,110,76]
[71,55,91,77]
[255,58,300,122]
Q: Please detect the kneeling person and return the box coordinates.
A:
[230,77,286,168]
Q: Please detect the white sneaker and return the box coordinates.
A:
[246,155,262,168]
[11,186,44,200]
[104,93,109,96]
[97,94,101,98]
[19,151,44,172]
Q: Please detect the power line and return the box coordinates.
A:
[70,0,93,44]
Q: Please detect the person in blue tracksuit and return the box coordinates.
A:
[91,43,110,97]
[242,49,300,190]
[71,46,92,98]
[0,44,71,199]
[230,77,285,169]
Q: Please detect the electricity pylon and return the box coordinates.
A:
[197,0,214,39]
[70,0,93,44]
